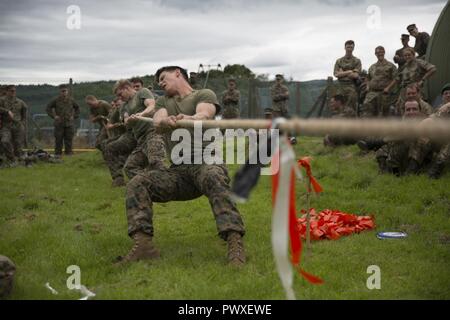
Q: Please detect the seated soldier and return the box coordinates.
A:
[416,83,450,178]
[375,100,429,176]
[323,94,357,147]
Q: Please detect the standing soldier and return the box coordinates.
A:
[85,95,112,152]
[46,84,80,157]
[270,74,290,118]
[334,40,362,115]
[0,85,28,159]
[117,66,246,266]
[221,78,240,119]
[384,48,436,115]
[189,72,203,90]
[362,46,397,118]
[407,24,430,60]
[394,34,411,70]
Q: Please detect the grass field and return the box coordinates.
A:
[0,137,449,300]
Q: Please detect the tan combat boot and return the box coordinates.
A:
[117,232,160,264]
[227,231,246,267]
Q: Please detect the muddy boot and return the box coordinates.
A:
[112,177,125,187]
[227,231,246,267]
[428,161,445,179]
[116,232,160,264]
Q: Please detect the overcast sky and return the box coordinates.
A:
[0,0,447,85]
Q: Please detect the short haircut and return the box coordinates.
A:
[405,100,419,109]
[113,79,132,94]
[375,46,385,52]
[59,84,68,90]
[406,83,419,92]
[228,78,236,83]
[403,47,416,56]
[155,66,189,82]
[85,95,96,101]
[332,94,346,105]
[345,40,355,47]
[130,77,144,85]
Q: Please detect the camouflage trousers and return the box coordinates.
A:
[361,91,393,118]
[376,139,429,172]
[54,125,74,155]
[0,127,15,161]
[336,83,358,114]
[95,127,109,153]
[125,163,245,240]
[103,131,137,181]
[0,255,15,298]
[222,105,240,119]
[416,138,450,164]
[124,130,166,179]
[271,101,289,118]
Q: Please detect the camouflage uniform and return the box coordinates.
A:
[0,107,15,162]
[418,103,450,165]
[89,100,111,152]
[395,59,435,115]
[221,88,240,119]
[414,32,430,60]
[103,105,136,182]
[122,88,166,179]
[376,112,429,174]
[270,83,290,118]
[325,107,357,146]
[125,89,245,240]
[362,59,397,117]
[394,46,410,71]
[46,96,80,155]
[0,255,15,298]
[0,96,27,157]
[334,55,362,114]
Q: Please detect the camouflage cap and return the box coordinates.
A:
[441,83,450,94]
[401,34,410,39]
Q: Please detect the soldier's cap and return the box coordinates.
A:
[360,70,368,76]
[264,108,273,115]
[407,24,416,31]
[113,79,132,94]
[401,34,410,39]
[441,83,450,94]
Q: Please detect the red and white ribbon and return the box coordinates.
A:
[271,137,323,300]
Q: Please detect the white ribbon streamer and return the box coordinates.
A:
[271,137,297,300]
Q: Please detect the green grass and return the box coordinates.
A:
[0,137,449,300]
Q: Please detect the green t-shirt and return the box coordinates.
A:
[89,100,111,126]
[155,89,221,163]
[124,88,155,139]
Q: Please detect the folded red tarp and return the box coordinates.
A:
[298,209,375,240]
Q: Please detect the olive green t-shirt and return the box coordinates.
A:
[89,100,111,125]
[124,88,155,139]
[155,89,221,163]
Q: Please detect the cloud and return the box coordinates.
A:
[0,0,447,84]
